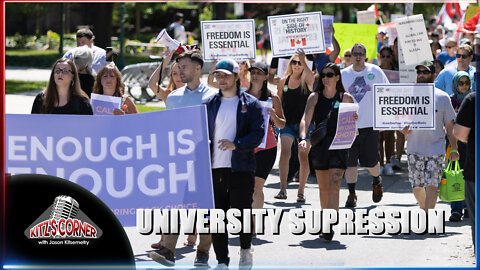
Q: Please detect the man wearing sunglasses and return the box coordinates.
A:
[401,62,458,213]
[436,38,458,65]
[435,44,476,95]
[341,43,389,208]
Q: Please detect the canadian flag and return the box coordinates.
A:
[436,3,468,25]
[458,11,480,33]
[368,4,379,18]
[290,38,306,47]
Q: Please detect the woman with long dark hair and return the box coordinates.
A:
[31,58,92,115]
[299,63,356,240]
[246,62,286,211]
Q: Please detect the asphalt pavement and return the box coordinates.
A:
[4,66,476,269]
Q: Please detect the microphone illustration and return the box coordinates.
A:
[49,195,79,220]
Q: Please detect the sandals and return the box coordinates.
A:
[274,191,287,199]
[296,194,306,203]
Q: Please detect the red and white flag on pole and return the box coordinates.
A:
[368,4,379,18]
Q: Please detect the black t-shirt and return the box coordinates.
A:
[455,92,475,182]
[78,73,95,98]
[31,92,93,115]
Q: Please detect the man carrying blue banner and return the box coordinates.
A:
[207,58,265,269]
[149,49,216,267]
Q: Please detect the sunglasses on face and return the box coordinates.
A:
[320,72,335,78]
[446,46,456,49]
[380,54,392,58]
[238,61,247,65]
[291,60,302,66]
[456,53,470,59]
[416,70,431,75]
[458,80,471,87]
[54,69,73,75]
[344,54,352,57]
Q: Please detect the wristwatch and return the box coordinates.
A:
[298,137,306,142]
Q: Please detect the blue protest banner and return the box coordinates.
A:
[6,106,215,226]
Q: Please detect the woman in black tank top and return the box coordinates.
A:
[275,49,315,203]
[298,63,357,240]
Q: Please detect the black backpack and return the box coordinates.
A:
[166,23,175,38]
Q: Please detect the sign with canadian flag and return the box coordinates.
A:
[268,12,326,57]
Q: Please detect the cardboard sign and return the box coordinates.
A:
[258,100,273,149]
[90,93,121,115]
[268,12,326,57]
[373,83,435,130]
[333,23,377,59]
[395,14,433,66]
[357,10,377,25]
[6,106,215,226]
[201,19,256,61]
[398,41,417,83]
[329,103,359,150]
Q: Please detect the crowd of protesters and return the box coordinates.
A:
[30,9,478,268]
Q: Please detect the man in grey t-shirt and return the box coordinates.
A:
[401,62,459,212]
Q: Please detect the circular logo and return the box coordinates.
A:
[368,73,375,80]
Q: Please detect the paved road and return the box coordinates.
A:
[5,66,476,269]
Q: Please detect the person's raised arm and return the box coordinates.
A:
[329,27,340,62]
[148,48,174,101]
[297,49,315,90]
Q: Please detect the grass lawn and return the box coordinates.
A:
[136,104,165,113]
[5,80,47,94]
[6,49,159,69]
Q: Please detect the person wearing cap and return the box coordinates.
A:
[149,49,216,267]
[436,37,458,65]
[340,43,389,208]
[63,28,110,74]
[246,62,286,213]
[72,45,95,98]
[435,44,476,96]
[207,58,264,269]
[400,62,458,212]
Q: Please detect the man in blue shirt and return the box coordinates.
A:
[435,44,476,95]
[436,38,458,65]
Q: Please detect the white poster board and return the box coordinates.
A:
[394,14,433,66]
[201,19,256,61]
[258,100,273,149]
[357,10,377,25]
[373,83,435,130]
[90,93,122,115]
[277,58,313,79]
[329,103,359,150]
[268,12,326,57]
[398,41,417,83]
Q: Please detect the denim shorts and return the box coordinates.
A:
[279,123,314,141]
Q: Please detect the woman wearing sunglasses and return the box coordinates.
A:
[447,71,472,222]
[298,62,356,240]
[31,58,93,115]
[275,49,315,202]
[92,64,139,115]
[246,62,286,213]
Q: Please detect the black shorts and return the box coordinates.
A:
[310,136,348,170]
[255,146,277,179]
[347,127,379,168]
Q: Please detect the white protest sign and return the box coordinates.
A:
[373,83,435,130]
[277,58,313,79]
[155,29,181,53]
[357,10,377,25]
[398,41,417,83]
[90,93,122,115]
[329,103,359,150]
[201,19,256,61]
[390,14,406,23]
[258,100,273,149]
[386,24,398,46]
[395,14,433,66]
[268,12,326,57]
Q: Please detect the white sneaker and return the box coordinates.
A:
[379,166,384,175]
[239,248,253,269]
[384,163,394,175]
